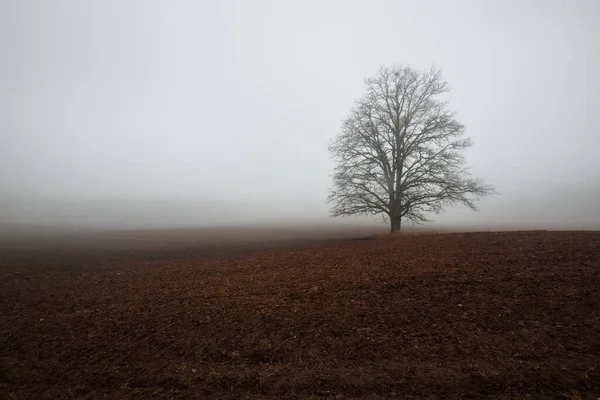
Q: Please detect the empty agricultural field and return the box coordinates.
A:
[1,229,599,399]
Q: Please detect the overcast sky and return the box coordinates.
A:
[1,0,599,229]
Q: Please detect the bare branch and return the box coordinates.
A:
[328,64,496,232]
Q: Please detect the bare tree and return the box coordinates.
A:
[328,65,495,233]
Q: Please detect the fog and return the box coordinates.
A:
[1,0,599,230]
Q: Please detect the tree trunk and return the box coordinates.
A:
[390,217,402,234]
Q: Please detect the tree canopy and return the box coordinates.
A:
[328,65,495,232]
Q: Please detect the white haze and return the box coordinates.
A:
[1,0,599,229]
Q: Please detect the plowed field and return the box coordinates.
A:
[1,230,599,399]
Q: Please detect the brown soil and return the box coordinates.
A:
[1,230,599,399]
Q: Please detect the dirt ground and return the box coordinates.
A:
[1,229,599,399]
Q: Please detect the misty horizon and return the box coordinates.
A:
[2,0,599,231]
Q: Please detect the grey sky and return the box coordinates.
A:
[1,0,599,228]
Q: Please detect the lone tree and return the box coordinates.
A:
[328,65,495,233]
